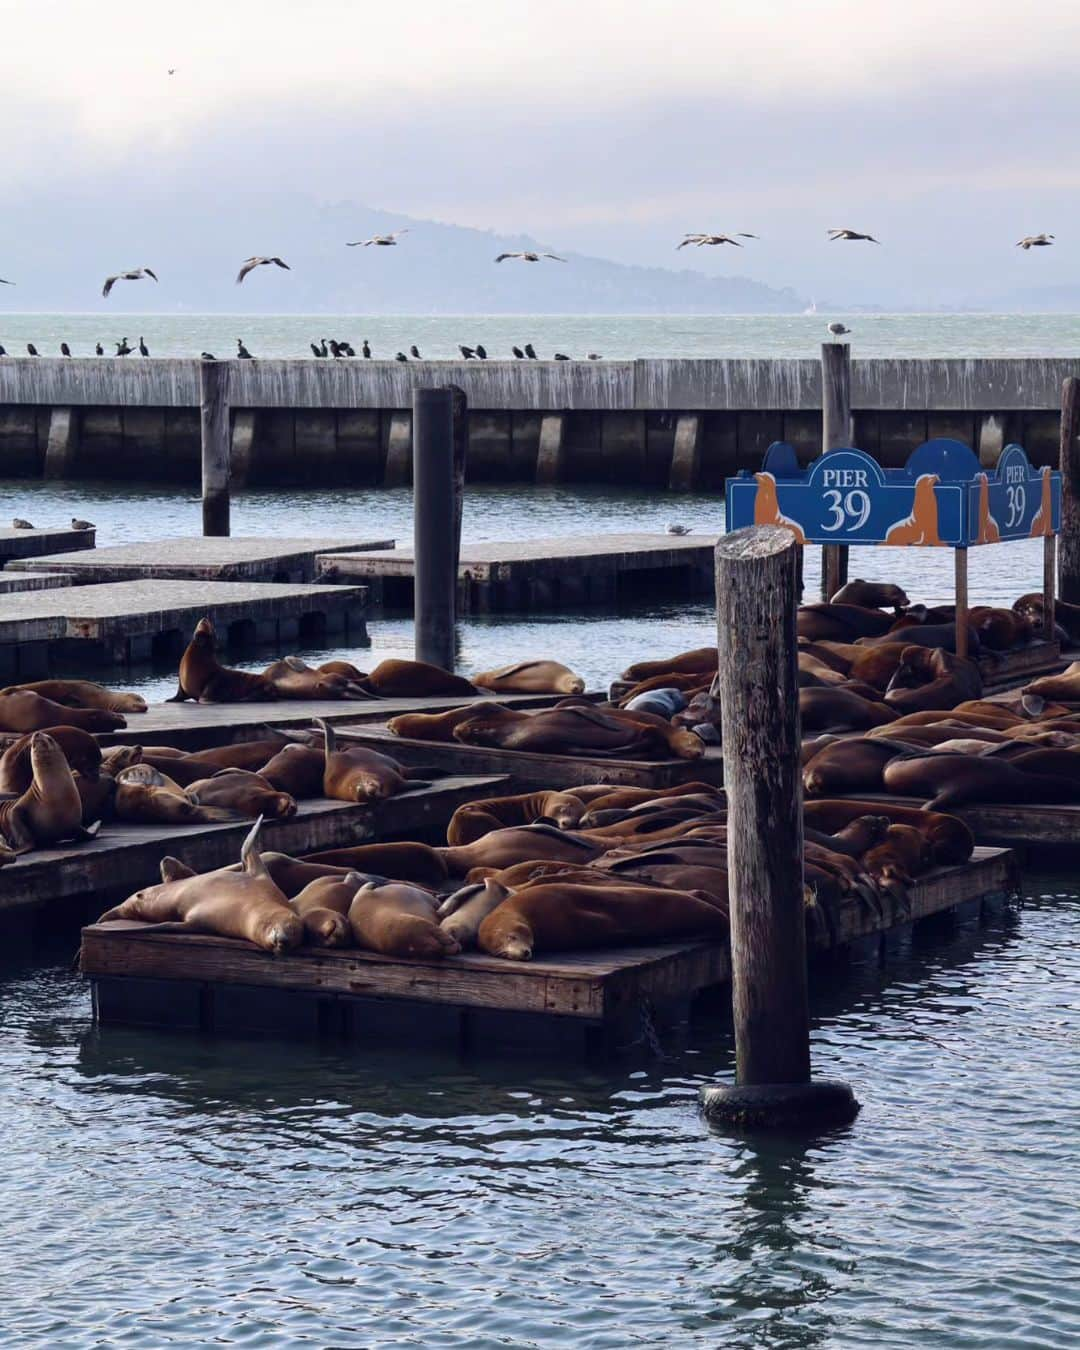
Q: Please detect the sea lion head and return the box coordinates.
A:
[667,728,706,760]
[260,910,305,955]
[192,617,217,647]
[30,730,68,777]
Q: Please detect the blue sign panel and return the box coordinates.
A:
[725,440,1060,548]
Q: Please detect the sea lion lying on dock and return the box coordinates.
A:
[387,701,508,742]
[317,719,415,802]
[0,731,95,851]
[439,822,603,876]
[257,744,326,798]
[437,879,514,949]
[802,737,913,796]
[1,679,147,714]
[167,618,277,703]
[882,752,1080,811]
[360,659,477,699]
[575,781,722,816]
[446,789,587,845]
[829,579,909,612]
[113,764,236,825]
[348,881,460,958]
[186,769,298,819]
[0,689,124,734]
[798,688,897,732]
[0,726,101,792]
[802,799,973,866]
[967,607,1034,651]
[288,873,358,946]
[452,704,705,760]
[301,840,449,885]
[472,660,585,695]
[621,648,717,682]
[883,647,982,713]
[261,657,366,700]
[98,819,303,953]
[1025,661,1080,704]
[1014,592,1080,643]
[858,621,978,655]
[797,603,898,642]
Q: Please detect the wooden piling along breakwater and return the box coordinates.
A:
[0,356,1075,487]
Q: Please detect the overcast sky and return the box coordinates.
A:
[3,0,1079,307]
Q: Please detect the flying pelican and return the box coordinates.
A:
[494,251,566,263]
[237,339,253,359]
[828,229,880,243]
[1016,234,1054,250]
[346,230,409,247]
[827,322,851,339]
[235,256,290,284]
[678,233,758,248]
[60,342,71,357]
[102,267,158,298]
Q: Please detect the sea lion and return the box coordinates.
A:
[0,726,101,792]
[288,872,359,946]
[884,472,941,545]
[439,823,603,876]
[362,659,477,699]
[472,660,585,695]
[167,617,277,703]
[884,646,982,713]
[967,607,1033,651]
[797,654,851,687]
[0,690,124,734]
[75,769,116,825]
[454,704,704,760]
[186,738,304,772]
[868,722,1007,747]
[446,789,587,845]
[0,732,94,851]
[98,819,303,953]
[621,648,717,682]
[1014,592,1080,644]
[797,603,897,643]
[99,744,144,776]
[348,881,460,957]
[799,688,897,732]
[319,659,367,682]
[882,752,1080,810]
[861,824,931,896]
[186,769,298,819]
[1,679,147,714]
[113,764,236,825]
[257,744,326,798]
[387,701,509,742]
[802,737,908,796]
[1025,662,1080,704]
[1003,747,1080,783]
[575,781,723,815]
[884,708,1021,731]
[623,687,691,716]
[803,798,973,866]
[317,720,413,802]
[618,673,712,706]
[301,840,449,884]
[477,879,726,960]
[829,579,910,612]
[859,621,978,655]
[261,657,359,700]
[437,878,514,949]
[805,814,890,858]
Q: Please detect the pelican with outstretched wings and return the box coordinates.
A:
[236,256,291,284]
[102,267,158,298]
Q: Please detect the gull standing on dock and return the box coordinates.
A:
[71,518,94,531]
[828,229,880,243]
[1016,234,1054,249]
[678,233,758,248]
[235,256,290,284]
[494,251,566,263]
[666,523,692,535]
[827,322,851,339]
[346,230,409,247]
[102,267,158,298]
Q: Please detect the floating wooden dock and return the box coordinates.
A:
[99,691,602,752]
[979,639,1061,689]
[80,845,1017,1054]
[0,524,95,564]
[334,722,724,789]
[316,533,718,611]
[0,578,368,676]
[838,792,1080,849]
[1,775,507,922]
[10,534,395,585]
[0,570,73,593]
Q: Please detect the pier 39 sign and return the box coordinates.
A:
[725,439,1060,548]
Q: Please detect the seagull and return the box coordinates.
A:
[346,230,409,247]
[476,344,488,360]
[495,251,566,263]
[512,345,525,359]
[71,518,94,531]
[361,340,371,359]
[666,523,692,535]
[138,336,150,357]
[200,352,217,360]
[0,277,14,285]
[95,343,104,356]
[678,233,758,248]
[102,267,158,298]
[237,339,253,359]
[410,345,421,359]
[235,256,290,285]
[26,343,39,356]
[524,343,538,359]
[115,338,132,356]
[459,344,476,359]
[827,322,851,339]
[554,352,570,360]
[1017,234,1054,250]
[168,68,176,75]
[60,342,71,357]
[828,229,880,243]
[12,518,32,529]
[395,351,409,362]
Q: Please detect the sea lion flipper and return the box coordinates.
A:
[240,816,268,877]
[161,855,197,882]
[314,718,335,753]
[1,807,35,852]
[73,821,102,840]
[164,684,190,703]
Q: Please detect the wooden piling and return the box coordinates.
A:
[1058,376,1080,604]
[200,360,230,537]
[700,525,858,1129]
[448,385,468,579]
[413,387,456,671]
[955,548,969,661]
[820,343,851,601]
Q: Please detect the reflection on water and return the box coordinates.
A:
[2,884,1078,1346]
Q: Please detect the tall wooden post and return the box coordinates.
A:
[447,384,468,581]
[820,342,851,601]
[954,549,969,661]
[413,387,456,671]
[701,525,859,1130]
[1058,376,1080,604]
[200,359,230,537]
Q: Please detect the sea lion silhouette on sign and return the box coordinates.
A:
[975,473,1000,544]
[752,472,806,543]
[885,473,942,546]
[1030,466,1054,537]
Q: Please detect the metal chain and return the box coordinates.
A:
[638,997,673,1061]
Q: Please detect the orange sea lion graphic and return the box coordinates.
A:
[1030,466,1054,537]
[885,473,941,546]
[753,472,806,544]
[975,472,1000,544]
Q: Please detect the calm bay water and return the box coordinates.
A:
[1,313,1078,1346]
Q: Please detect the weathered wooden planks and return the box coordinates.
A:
[0,524,96,564]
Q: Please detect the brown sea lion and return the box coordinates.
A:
[317,719,413,802]
[1003,747,1080,783]
[261,657,358,700]
[98,819,303,953]
[805,814,890,858]
[884,708,1021,731]
[621,648,717,682]
[472,660,585,695]
[861,824,931,892]
[167,617,277,703]
[868,723,1007,747]
[1014,592,1080,644]
[75,770,116,825]
[387,701,509,742]
[477,880,726,960]
[0,690,124,734]
[99,744,144,776]
[575,781,723,815]
[440,823,603,876]
[0,732,94,851]
[301,840,449,884]
[446,790,587,845]
[288,872,358,946]
[113,764,236,825]
[454,704,704,760]
[802,798,973,866]
[362,659,477,699]
[798,653,851,687]
[859,621,978,655]
[967,607,1034,651]
[882,752,1080,810]
[257,744,326,798]
[829,579,909,612]
[1025,662,1080,704]
[1,679,147,714]
[437,879,514,949]
[617,672,713,705]
[318,659,367,681]
[348,881,460,957]
[797,603,897,643]
[799,688,897,732]
[186,769,297,819]
[884,646,982,714]
[802,737,908,796]
[0,726,102,792]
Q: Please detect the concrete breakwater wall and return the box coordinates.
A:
[0,357,1074,488]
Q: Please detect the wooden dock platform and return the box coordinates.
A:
[0,524,95,564]
[79,845,1017,1054]
[979,639,1061,690]
[0,570,73,594]
[10,534,395,585]
[334,722,724,789]
[316,532,718,611]
[1,775,507,921]
[0,578,368,676]
[838,792,1080,849]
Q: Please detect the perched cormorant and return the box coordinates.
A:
[95,342,104,356]
[346,231,409,247]
[476,344,488,359]
[494,251,566,263]
[554,352,571,361]
[237,339,253,359]
[311,342,325,357]
[512,346,525,359]
[340,342,355,357]
[26,343,39,356]
[328,339,342,358]
[138,336,149,356]
[0,345,6,356]
[60,342,71,356]
[115,338,133,356]
[410,345,421,359]
[395,352,409,362]
[362,340,371,358]
[587,353,602,360]
[459,344,476,359]
[827,228,880,243]
[524,343,537,359]
[102,267,158,298]
[235,256,290,284]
